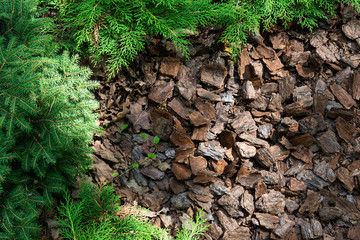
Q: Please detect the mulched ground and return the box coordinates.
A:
[45,5,360,240]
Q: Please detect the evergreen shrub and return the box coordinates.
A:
[53,0,360,77]
[57,181,209,240]
[0,0,100,238]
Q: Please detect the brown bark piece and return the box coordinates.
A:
[293,86,313,108]
[310,29,328,47]
[300,219,323,239]
[140,166,165,180]
[196,88,222,101]
[148,81,174,103]
[168,98,190,119]
[159,57,180,77]
[236,142,256,158]
[172,163,192,180]
[239,134,270,148]
[193,172,217,184]
[314,94,328,115]
[348,224,360,240]
[255,180,267,200]
[298,190,322,214]
[200,63,228,88]
[287,51,311,67]
[288,178,307,192]
[255,213,280,229]
[326,108,354,120]
[336,117,355,143]
[256,44,276,59]
[342,19,360,40]
[169,177,187,194]
[206,224,223,240]
[296,65,315,78]
[195,99,216,121]
[263,57,284,73]
[291,146,314,163]
[223,227,251,240]
[198,141,226,161]
[150,108,174,140]
[231,111,258,135]
[336,167,354,193]
[175,144,195,163]
[278,74,295,101]
[218,130,236,149]
[352,72,360,100]
[284,102,310,117]
[255,148,276,168]
[255,190,285,214]
[330,84,356,109]
[216,210,239,232]
[126,99,151,133]
[242,80,256,100]
[212,160,228,175]
[290,134,315,147]
[236,172,262,188]
[261,83,278,96]
[188,111,209,127]
[270,145,290,161]
[191,125,209,141]
[189,155,207,175]
[348,160,360,171]
[170,118,194,147]
[270,32,289,50]
[238,49,253,80]
[316,44,338,62]
[177,65,196,101]
[268,93,283,112]
[317,130,341,154]
[281,117,298,133]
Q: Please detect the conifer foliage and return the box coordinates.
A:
[54,0,360,77]
[58,0,220,77]
[0,0,100,239]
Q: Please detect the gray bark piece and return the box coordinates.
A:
[243,81,256,100]
[198,141,226,161]
[258,124,273,139]
[297,170,329,190]
[293,86,313,108]
[241,190,255,215]
[140,166,165,180]
[342,19,360,40]
[313,161,336,182]
[236,142,257,158]
[218,194,243,217]
[171,192,192,210]
[216,210,239,232]
[231,111,258,135]
[300,219,323,239]
[255,148,276,168]
[255,190,285,214]
[317,130,341,154]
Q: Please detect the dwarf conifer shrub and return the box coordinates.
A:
[0,0,100,238]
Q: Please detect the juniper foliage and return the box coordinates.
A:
[56,0,221,77]
[0,0,100,239]
[53,0,360,76]
[57,182,171,240]
[57,182,209,240]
